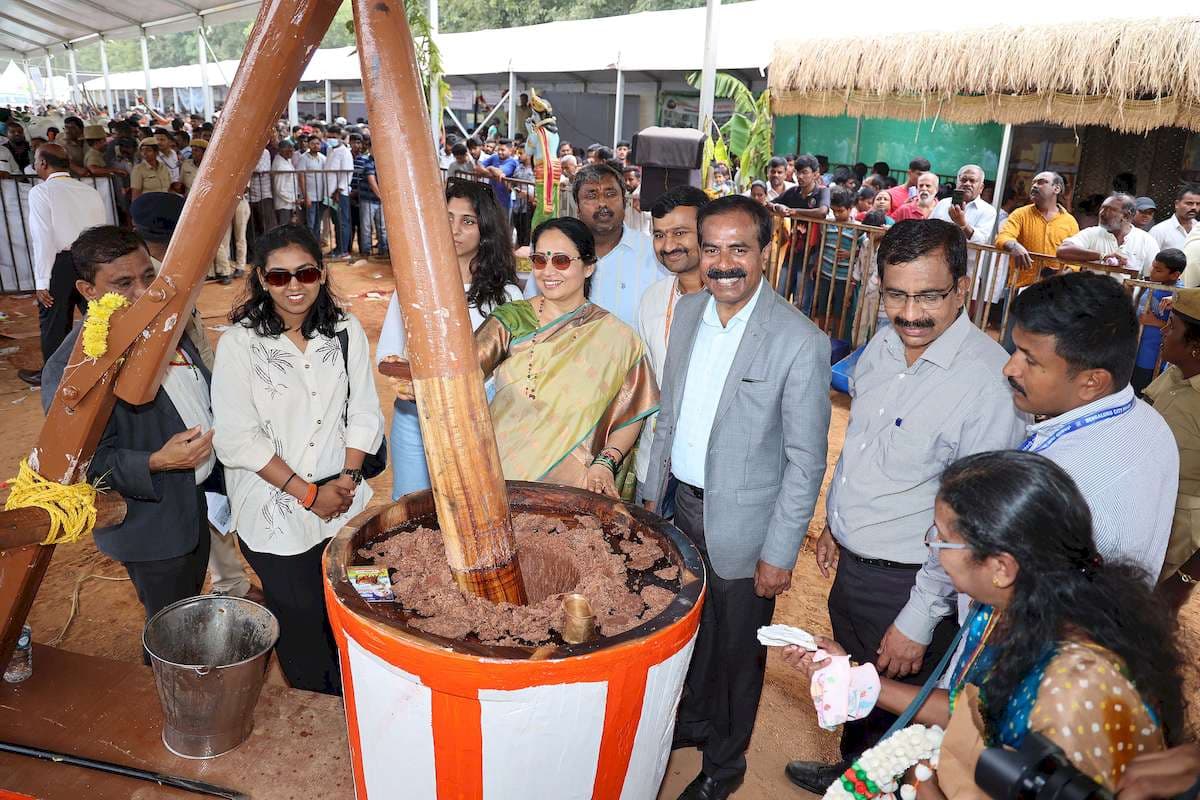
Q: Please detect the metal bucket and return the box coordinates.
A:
[143,594,280,759]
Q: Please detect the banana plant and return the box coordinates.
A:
[686,71,773,190]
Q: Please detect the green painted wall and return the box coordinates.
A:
[773,114,1005,179]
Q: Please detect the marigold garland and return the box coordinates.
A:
[81,292,130,359]
[3,458,99,545]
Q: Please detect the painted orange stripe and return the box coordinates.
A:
[591,663,649,799]
[430,690,485,800]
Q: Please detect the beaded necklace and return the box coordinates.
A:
[523,297,584,401]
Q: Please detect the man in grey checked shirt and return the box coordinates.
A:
[786,220,1027,795]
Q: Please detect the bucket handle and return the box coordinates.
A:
[194,666,213,676]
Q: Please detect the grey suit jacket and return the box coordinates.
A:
[642,285,831,580]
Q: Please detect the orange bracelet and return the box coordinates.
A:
[302,482,318,510]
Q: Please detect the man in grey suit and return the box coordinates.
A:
[642,194,832,800]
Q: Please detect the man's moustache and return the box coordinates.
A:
[707,268,747,280]
[892,316,935,329]
[662,248,689,259]
[1007,376,1027,397]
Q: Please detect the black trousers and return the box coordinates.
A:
[122,510,211,664]
[512,208,533,248]
[673,483,775,783]
[250,198,277,245]
[827,550,959,762]
[38,250,87,362]
[241,538,341,696]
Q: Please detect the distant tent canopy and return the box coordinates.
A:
[769,16,1200,133]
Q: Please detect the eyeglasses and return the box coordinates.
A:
[530,252,582,270]
[924,524,969,552]
[881,285,957,309]
[262,265,323,287]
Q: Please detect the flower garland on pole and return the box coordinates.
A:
[823,724,944,800]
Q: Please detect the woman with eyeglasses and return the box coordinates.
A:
[377,180,522,499]
[393,216,658,499]
[212,224,384,695]
[786,451,1183,797]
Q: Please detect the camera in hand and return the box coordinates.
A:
[976,732,1112,800]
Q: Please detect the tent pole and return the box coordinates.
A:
[428,0,441,146]
[67,46,79,107]
[852,115,862,163]
[21,60,37,109]
[141,34,153,110]
[612,64,625,149]
[98,37,113,115]
[444,107,470,138]
[44,51,55,104]
[697,0,720,132]
[507,68,516,139]
[976,122,1014,328]
[289,90,299,126]
[197,24,213,121]
[172,86,179,114]
[471,90,507,138]
[324,79,332,121]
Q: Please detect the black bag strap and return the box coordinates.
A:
[336,328,350,427]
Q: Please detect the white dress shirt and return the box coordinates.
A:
[159,149,180,182]
[271,155,299,210]
[1024,385,1178,580]
[635,275,682,483]
[523,224,669,328]
[324,140,354,195]
[248,149,272,202]
[376,283,523,362]
[670,283,763,488]
[295,151,326,203]
[931,196,1001,302]
[1150,216,1193,252]
[212,314,385,556]
[1061,225,1159,277]
[161,345,216,484]
[28,172,106,290]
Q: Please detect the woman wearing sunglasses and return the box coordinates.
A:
[212,224,384,695]
[393,216,658,499]
[377,180,522,499]
[785,450,1183,797]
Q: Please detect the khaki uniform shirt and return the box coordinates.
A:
[131,161,172,193]
[180,159,199,191]
[1144,365,1200,576]
[83,148,107,170]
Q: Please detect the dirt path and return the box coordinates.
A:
[1,264,1195,799]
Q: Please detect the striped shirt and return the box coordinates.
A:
[1025,385,1178,580]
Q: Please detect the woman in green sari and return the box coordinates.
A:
[395,217,658,498]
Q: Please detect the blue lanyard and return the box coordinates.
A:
[1020,398,1135,453]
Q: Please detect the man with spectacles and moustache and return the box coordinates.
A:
[785,220,1027,795]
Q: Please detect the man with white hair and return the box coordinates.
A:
[1057,193,1159,278]
[890,172,940,222]
[931,164,999,300]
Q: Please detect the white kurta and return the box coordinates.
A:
[212,314,385,556]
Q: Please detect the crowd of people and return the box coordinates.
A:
[4,100,1200,799]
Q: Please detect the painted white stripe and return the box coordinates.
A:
[345,635,437,799]
[619,632,699,800]
[479,680,608,800]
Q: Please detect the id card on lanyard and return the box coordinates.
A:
[1019,398,1135,453]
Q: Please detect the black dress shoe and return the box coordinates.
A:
[677,771,742,800]
[17,369,41,387]
[219,275,233,285]
[784,760,847,794]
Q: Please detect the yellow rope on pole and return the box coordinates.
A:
[3,459,100,545]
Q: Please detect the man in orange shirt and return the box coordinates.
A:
[994,171,1080,287]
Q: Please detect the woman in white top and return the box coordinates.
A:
[377,180,522,499]
[213,224,384,694]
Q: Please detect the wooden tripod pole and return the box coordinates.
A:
[352,0,527,605]
[0,0,342,662]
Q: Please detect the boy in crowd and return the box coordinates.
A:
[1133,248,1186,394]
[814,187,859,339]
[446,141,475,180]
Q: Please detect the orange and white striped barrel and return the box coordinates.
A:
[323,483,705,800]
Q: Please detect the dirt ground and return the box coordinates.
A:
[1,263,1196,800]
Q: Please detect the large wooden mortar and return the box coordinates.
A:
[323,482,705,800]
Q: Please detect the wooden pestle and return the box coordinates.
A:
[351,0,527,605]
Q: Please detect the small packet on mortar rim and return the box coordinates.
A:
[347,567,397,603]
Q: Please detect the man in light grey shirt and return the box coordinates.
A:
[786,220,1026,795]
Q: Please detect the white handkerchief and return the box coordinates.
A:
[756,624,818,650]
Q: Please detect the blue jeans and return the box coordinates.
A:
[389,400,430,500]
[358,198,388,256]
[305,202,328,244]
[333,193,352,256]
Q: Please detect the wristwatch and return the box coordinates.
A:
[342,468,364,485]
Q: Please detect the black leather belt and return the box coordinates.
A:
[675,479,704,500]
[842,548,921,571]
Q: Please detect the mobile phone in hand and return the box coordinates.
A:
[952,190,965,206]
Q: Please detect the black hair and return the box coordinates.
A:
[749,180,768,193]
[872,161,890,175]
[1154,247,1186,274]
[38,147,70,171]
[466,136,482,149]
[815,154,829,168]
[852,162,868,179]
[445,180,519,311]
[171,118,184,131]
[153,127,171,137]
[876,219,967,281]
[64,116,83,127]
[327,124,343,135]
[231,224,345,339]
[531,217,596,297]
[1175,183,1200,202]
[622,164,640,175]
[697,194,773,250]
[909,157,931,172]
[594,146,614,161]
[794,153,819,173]
[861,210,888,227]
[496,137,512,147]
[176,131,190,143]
[831,165,853,185]
[937,451,1186,746]
[828,186,854,210]
[616,140,630,148]
[451,141,467,156]
[767,156,788,171]
[649,185,710,219]
[856,185,878,202]
[1010,271,1138,389]
[572,162,625,203]
[71,226,148,284]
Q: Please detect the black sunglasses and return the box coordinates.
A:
[262,265,323,287]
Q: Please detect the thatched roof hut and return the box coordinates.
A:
[769,16,1200,133]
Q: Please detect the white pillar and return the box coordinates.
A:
[141,34,153,109]
[988,123,1014,240]
[158,86,164,110]
[507,69,516,139]
[612,67,625,148]
[99,37,114,114]
[21,60,37,108]
[197,25,213,120]
[428,0,441,146]
[324,79,332,121]
[67,46,79,106]
[289,90,299,126]
[172,86,179,113]
[697,0,721,131]
[44,51,55,104]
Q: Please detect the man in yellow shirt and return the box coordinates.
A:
[994,171,1080,287]
[180,139,206,193]
[130,138,172,200]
